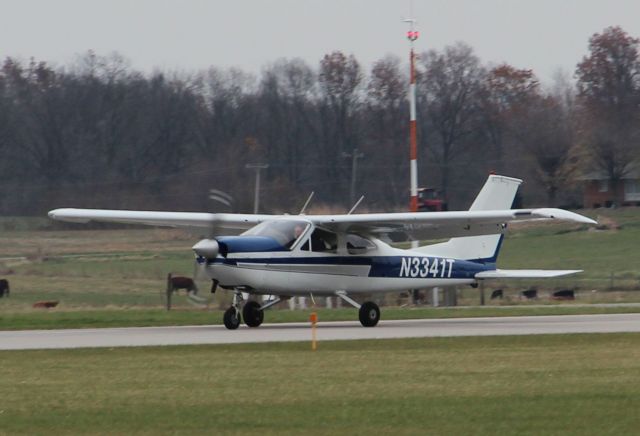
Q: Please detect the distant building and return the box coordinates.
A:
[582,166,640,208]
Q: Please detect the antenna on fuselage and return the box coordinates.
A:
[347,195,365,215]
[298,191,315,215]
[209,189,234,209]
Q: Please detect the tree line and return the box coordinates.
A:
[0,26,638,216]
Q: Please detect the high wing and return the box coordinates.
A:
[47,208,272,235]
[305,208,596,241]
[48,175,595,240]
[49,207,595,241]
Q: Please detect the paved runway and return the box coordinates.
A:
[2,313,640,350]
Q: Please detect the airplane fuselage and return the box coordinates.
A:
[198,241,488,296]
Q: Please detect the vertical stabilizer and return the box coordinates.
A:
[415,175,522,263]
[469,175,522,211]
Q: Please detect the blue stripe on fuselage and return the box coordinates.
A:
[198,255,489,279]
[217,236,287,254]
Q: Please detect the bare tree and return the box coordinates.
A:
[417,42,485,203]
[318,51,363,198]
[363,55,407,203]
[512,94,578,206]
[258,58,317,186]
[478,64,539,174]
[576,26,640,204]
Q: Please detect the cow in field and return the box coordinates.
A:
[167,274,198,294]
[552,289,575,300]
[33,301,59,309]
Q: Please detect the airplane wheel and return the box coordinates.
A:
[359,301,380,327]
[223,307,241,330]
[242,301,264,327]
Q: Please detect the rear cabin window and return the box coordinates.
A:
[309,228,337,253]
[347,234,376,254]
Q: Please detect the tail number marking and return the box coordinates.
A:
[400,257,454,278]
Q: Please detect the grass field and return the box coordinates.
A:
[498,208,640,290]
[2,334,640,435]
[0,208,639,329]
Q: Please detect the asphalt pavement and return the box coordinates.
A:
[1,313,640,350]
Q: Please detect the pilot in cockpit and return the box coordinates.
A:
[286,224,306,249]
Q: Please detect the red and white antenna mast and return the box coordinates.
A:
[404,16,419,213]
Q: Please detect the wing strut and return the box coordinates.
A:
[335,291,361,309]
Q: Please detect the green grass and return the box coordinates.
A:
[3,305,640,331]
[1,334,640,435]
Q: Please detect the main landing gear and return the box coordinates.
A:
[358,301,380,327]
[222,290,380,329]
[223,292,281,330]
[242,301,264,327]
[336,291,381,327]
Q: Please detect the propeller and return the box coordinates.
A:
[183,188,233,307]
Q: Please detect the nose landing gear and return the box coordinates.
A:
[223,306,241,330]
[223,292,243,330]
[222,292,281,330]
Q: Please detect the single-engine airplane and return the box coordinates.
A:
[48,175,596,329]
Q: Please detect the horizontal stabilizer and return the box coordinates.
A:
[475,269,582,279]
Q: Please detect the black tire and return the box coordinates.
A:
[359,301,380,327]
[223,307,241,330]
[242,300,264,328]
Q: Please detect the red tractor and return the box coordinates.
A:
[417,187,447,212]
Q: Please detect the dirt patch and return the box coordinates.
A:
[592,214,621,231]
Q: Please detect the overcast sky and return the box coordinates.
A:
[2,0,640,83]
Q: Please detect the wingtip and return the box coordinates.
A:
[573,214,597,225]
[48,208,70,220]
[533,208,598,225]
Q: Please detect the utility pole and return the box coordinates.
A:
[343,149,364,205]
[246,163,268,213]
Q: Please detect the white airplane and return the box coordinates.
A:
[48,175,596,329]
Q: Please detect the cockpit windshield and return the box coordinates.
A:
[242,220,310,249]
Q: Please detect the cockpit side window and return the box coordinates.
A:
[310,228,337,253]
[346,234,376,254]
[242,220,310,250]
[300,239,310,251]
